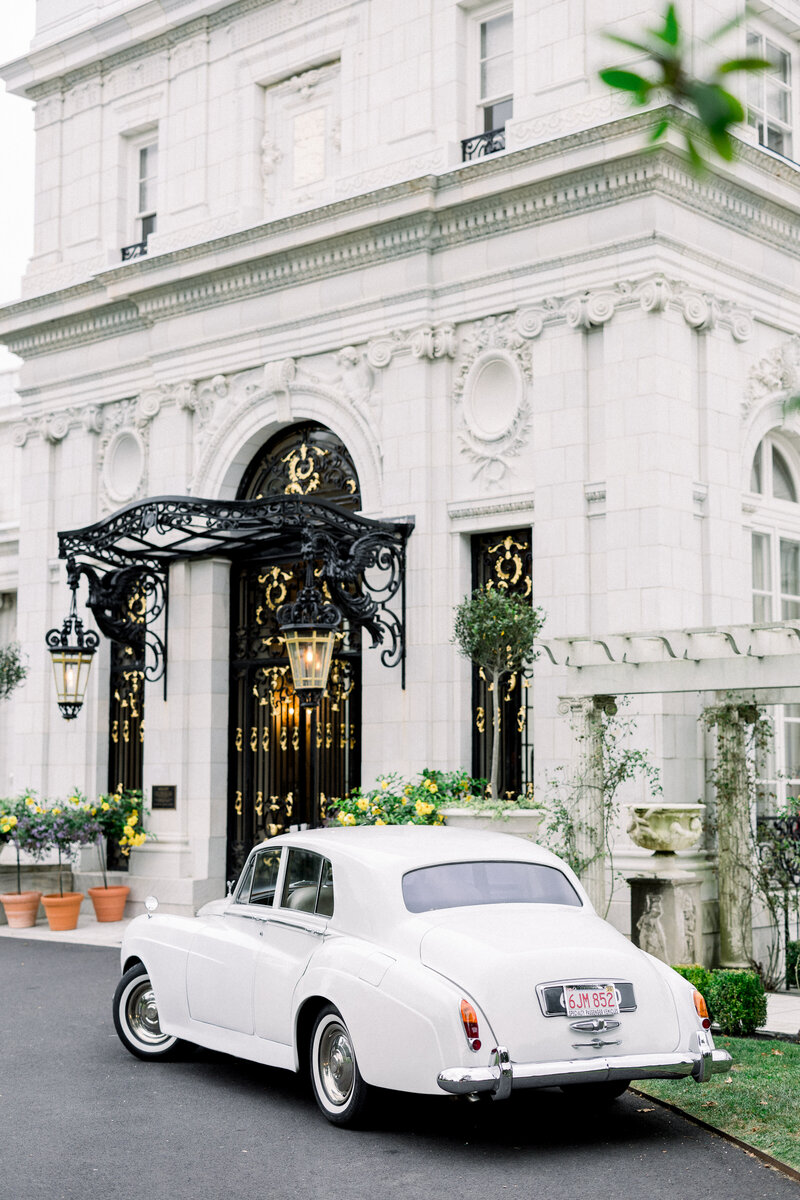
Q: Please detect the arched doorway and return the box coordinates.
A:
[227,422,362,875]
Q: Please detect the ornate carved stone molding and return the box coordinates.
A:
[366,323,456,369]
[453,314,534,488]
[742,336,800,420]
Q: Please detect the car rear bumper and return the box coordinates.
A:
[437,1033,732,1099]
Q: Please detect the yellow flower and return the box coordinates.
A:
[101,802,110,811]
[25,797,34,807]
[90,808,96,816]
[356,798,369,812]
[134,832,146,846]
[5,815,17,828]
[69,796,79,805]
[380,779,389,790]
[123,824,134,838]
[119,836,128,845]
[414,799,434,817]
[129,813,138,826]
[374,818,386,826]
[52,808,61,815]
[427,782,438,793]
[337,811,356,826]
[403,786,411,797]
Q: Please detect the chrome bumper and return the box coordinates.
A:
[437,1033,732,1100]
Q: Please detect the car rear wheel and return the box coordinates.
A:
[310,1004,371,1127]
[113,963,184,1061]
[560,1079,629,1101]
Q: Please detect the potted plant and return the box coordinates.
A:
[430,769,545,841]
[328,773,447,826]
[40,798,98,932]
[89,788,149,921]
[0,794,49,928]
[452,585,545,801]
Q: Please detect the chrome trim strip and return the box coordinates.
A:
[266,915,325,936]
[436,1046,732,1097]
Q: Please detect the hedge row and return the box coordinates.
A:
[672,965,768,1036]
[787,941,800,990]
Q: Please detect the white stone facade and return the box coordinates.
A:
[2,0,800,953]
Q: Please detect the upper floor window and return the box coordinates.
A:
[747,29,794,159]
[462,8,513,162]
[479,12,513,133]
[750,434,800,622]
[751,437,798,502]
[122,133,158,261]
[137,142,158,243]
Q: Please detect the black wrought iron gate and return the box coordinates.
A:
[226,423,363,876]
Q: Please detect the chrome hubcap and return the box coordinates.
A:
[319,1022,354,1106]
[126,980,170,1046]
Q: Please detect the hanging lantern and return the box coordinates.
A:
[277,582,341,708]
[45,586,100,720]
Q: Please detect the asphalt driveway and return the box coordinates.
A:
[1,939,797,1200]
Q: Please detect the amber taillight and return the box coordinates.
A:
[693,990,711,1030]
[460,999,482,1051]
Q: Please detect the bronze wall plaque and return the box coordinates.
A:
[151,785,176,810]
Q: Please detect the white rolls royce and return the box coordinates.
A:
[113,825,730,1126]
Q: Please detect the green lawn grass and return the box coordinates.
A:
[635,1036,800,1171]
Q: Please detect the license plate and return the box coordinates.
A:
[563,983,619,1018]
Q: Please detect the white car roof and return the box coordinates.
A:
[262,823,564,871]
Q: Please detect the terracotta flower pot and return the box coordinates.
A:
[0,891,42,929]
[88,885,130,923]
[41,892,84,932]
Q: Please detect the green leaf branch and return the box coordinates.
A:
[599,3,769,171]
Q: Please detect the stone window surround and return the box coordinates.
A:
[746,13,800,167]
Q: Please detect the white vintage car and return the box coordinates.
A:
[113,826,731,1125]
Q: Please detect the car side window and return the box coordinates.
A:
[233,854,255,904]
[280,848,334,917]
[250,847,282,906]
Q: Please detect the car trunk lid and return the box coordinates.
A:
[418,905,680,1063]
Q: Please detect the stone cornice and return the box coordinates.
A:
[0,131,794,357]
[8,0,349,100]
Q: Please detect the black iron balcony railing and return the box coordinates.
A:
[461,127,506,162]
[121,241,148,261]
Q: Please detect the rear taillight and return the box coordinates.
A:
[693,989,711,1029]
[460,999,482,1051]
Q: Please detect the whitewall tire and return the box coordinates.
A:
[112,963,183,1061]
[310,1004,371,1126]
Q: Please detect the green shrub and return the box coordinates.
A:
[672,964,716,1018]
[787,941,800,990]
[707,970,767,1036]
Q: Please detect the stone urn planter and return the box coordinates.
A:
[440,808,544,843]
[41,892,84,932]
[0,891,42,929]
[88,885,130,923]
[625,803,705,855]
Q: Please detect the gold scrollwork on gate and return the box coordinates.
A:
[316,725,323,749]
[262,727,269,752]
[476,707,485,734]
[235,727,243,753]
[325,722,333,750]
[280,727,288,752]
[285,792,293,819]
[256,566,293,622]
[250,726,258,752]
[319,792,327,819]
[267,823,283,838]
[235,791,243,815]
[350,723,356,749]
[281,443,329,495]
[269,796,280,813]
[517,707,526,732]
[255,791,264,817]
[122,719,130,744]
[487,535,528,591]
[291,727,299,752]
[111,720,119,745]
[127,589,147,625]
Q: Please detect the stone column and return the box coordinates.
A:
[559,695,617,913]
[713,704,755,968]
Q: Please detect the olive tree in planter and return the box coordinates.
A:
[452,586,546,801]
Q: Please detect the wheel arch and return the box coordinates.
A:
[122,953,144,975]
[294,994,332,1075]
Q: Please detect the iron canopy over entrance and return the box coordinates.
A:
[56,494,414,690]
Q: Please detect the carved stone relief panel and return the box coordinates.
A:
[453,314,537,488]
[262,62,341,213]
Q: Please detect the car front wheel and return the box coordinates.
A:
[310,1004,371,1126]
[112,963,183,1061]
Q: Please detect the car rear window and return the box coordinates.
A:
[402,860,583,913]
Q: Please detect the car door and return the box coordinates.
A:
[185,846,282,1035]
[253,847,333,1045]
